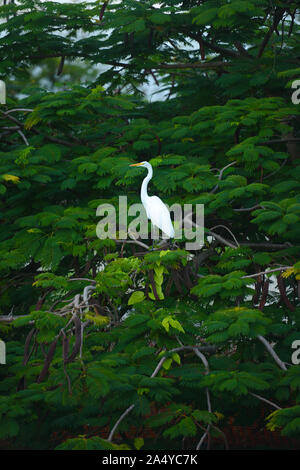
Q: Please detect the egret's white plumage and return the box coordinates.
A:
[130,161,175,238]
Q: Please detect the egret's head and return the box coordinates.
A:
[129,161,148,168]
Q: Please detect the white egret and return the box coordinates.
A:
[130,161,175,238]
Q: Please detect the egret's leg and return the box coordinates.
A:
[149,238,155,251]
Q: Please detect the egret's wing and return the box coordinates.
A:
[146,196,175,238]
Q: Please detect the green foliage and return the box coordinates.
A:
[55,436,130,450]
[203,307,271,342]
[1,0,300,452]
[266,406,300,437]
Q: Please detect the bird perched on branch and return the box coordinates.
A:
[130,161,175,239]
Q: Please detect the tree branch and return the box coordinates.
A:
[257,8,285,58]
[249,392,281,410]
[106,60,226,71]
[107,345,215,442]
[242,267,292,279]
[210,161,237,194]
[209,224,240,248]
[257,335,287,371]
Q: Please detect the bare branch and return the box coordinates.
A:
[0,315,34,323]
[107,345,215,442]
[106,60,226,71]
[5,108,33,114]
[233,204,262,212]
[257,335,287,371]
[239,242,293,249]
[107,404,136,442]
[115,239,150,250]
[257,8,285,58]
[17,129,29,146]
[184,211,238,249]
[210,161,237,194]
[207,230,238,249]
[249,392,281,410]
[209,225,240,248]
[68,277,96,283]
[242,266,292,279]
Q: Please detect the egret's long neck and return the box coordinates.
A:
[141,165,153,204]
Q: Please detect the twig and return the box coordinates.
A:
[209,225,240,248]
[239,242,293,249]
[249,392,281,410]
[196,430,208,450]
[233,204,262,212]
[107,404,136,442]
[0,109,74,147]
[106,60,226,71]
[257,335,287,371]
[242,266,292,279]
[211,425,229,450]
[0,314,34,323]
[193,348,212,450]
[183,211,238,249]
[210,161,236,194]
[17,129,29,146]
[207,230,237,249]
[264,158,288,180]
[257,8,285,58]
[5,108,33,114]
[115,239,150,250]
[107,345,214,442]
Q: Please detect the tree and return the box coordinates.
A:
[0,0,300,450]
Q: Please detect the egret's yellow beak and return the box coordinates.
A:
[130,163,143,167]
